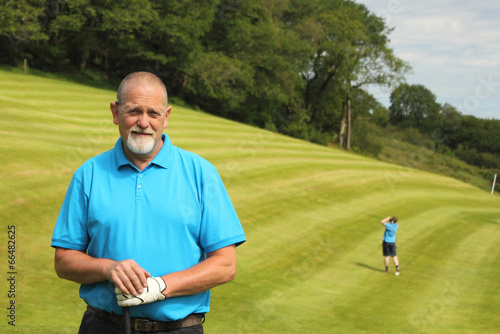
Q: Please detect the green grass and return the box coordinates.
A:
[377,132,495,192]
[1,69,499,333]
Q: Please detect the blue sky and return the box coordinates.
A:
[356,0,500,119]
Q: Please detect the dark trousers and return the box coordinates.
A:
[78,309,204,334]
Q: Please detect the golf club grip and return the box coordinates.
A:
[123,306,132,334]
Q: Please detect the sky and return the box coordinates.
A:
[355,0,500,120]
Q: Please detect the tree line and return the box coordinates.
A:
[388,84,499,170]
[1,0,498,172]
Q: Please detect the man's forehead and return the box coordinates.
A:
[120,101,165,112]
[124,80,163,94]
[120,80,167,104]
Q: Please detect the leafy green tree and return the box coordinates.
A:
[186,0,270,120]
[351,89,383,119]
[287,0,409,149]
[0,0,47,65]
[31,0,90,71]
[151,0,220,95]
[440,103,463,148]
[370,104,389,128]
[186,0,308,128]
[23,0,169,77]
[350,119,383,157]
[291,0,347,132]
[339,3,410,149]
[186,51,254,111]
[80,0,167,78]
[452,116,500,155]
[389,83,443,134]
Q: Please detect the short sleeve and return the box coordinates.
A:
[199,169,246,254]
[51,175,89,250]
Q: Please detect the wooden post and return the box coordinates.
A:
[491,173,497,195]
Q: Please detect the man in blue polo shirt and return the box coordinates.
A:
[52,71,246,333]
[380,216,400,276]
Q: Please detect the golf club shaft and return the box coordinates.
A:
[123,306,132,334]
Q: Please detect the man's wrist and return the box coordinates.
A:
[102,259,118,282]
[160,276,168,298]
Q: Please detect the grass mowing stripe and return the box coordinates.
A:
[424,223,500,332]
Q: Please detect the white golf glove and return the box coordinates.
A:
[115,277,166,307]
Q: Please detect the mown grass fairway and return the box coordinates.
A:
[1,68,499,333]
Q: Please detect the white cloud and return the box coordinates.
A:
[357,0,500,119]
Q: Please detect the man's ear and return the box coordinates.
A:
[110,101,120,125]
[163,106,172,129]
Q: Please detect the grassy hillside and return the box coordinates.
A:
[1,68,499,333]
[376,129,496,193]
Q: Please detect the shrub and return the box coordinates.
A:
[351,121,383,158]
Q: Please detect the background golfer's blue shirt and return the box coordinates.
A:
[383,223,398,243]
[51,134,246,321]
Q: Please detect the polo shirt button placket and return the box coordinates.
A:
[136,173,144,199]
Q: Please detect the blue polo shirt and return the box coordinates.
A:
[383,223,398,243]
[51,134,246,321]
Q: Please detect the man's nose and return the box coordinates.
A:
[137,113,149,128]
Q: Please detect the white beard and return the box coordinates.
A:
[126,130,155,154]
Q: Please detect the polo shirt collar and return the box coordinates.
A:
[113,133,172,170]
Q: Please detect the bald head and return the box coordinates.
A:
[116,72,168,107]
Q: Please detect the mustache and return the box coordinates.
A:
[129,127,154,135]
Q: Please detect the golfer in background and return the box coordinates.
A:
[51,71,246,333]
[380,216,400,276]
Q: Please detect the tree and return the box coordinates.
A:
[185,51,254,112]
[0,0,47,65]
[389,83,442,134]
[151,0,220,96]
[186,0,309,128]
[338,3,410,150]
[440,103,463,149]
[340,5,411,149]
[288,0,410,149]
[23,0,170,77]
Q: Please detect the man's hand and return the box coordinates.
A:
[380,216,392,225]
[106,259,151,296]
[116,277,167,307]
